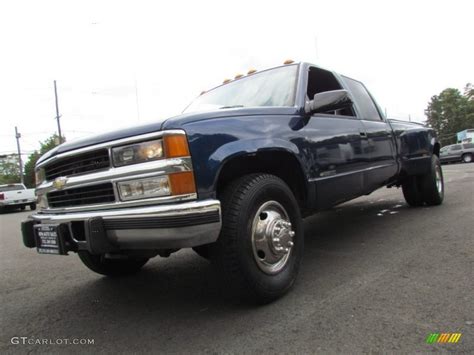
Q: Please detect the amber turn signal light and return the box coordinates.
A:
[164,134,190,158]
[169,171,196,195]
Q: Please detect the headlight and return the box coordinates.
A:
[117,176,171,201]
[35,168,45,186]
[112,139,164,167]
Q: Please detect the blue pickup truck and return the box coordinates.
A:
[22,62,444,303]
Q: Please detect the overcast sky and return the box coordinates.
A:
[1,0,473,157]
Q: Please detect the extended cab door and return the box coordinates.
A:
[303,67,369,209]
[341,76,398,192]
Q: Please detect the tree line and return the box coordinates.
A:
[425,83,474,145]
[0,134,62,187]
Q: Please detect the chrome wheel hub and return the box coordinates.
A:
[251,201,295,274]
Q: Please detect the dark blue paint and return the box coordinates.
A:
[38,62,438,211]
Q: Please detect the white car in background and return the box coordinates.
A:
[0,183,36,212]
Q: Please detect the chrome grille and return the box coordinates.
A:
[44,149,110,180]
[47,183,115,208]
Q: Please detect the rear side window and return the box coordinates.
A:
[462,143,474,149]
[451,145,462,151]
[342,77,382,121]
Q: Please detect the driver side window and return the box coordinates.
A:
[307,67,355,117]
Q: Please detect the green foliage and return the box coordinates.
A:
[425,83,474,145]
[0,155,20,184]
[24,134,64,188]
[23,152,40,188]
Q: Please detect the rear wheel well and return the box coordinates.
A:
[216,152,307,209]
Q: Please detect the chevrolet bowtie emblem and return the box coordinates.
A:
[53,176,68,190]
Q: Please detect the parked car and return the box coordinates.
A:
[0,183,36,212]
[440,143,474,164]
[21,62,444,303]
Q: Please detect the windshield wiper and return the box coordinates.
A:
[219,105,244,109]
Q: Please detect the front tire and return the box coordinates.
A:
[30,203,36,211]
[211,174,304,304]
[78,251,148,276]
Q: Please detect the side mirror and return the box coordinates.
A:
[307,89,353,114]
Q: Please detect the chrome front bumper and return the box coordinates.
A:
[24,199,222,250]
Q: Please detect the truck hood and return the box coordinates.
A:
[37,106,299,165]
[37,118,168,165]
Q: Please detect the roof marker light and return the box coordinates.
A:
[234,74,244,79]
[247,69,257,75]
[283,59,294,64]
[223,79,231,84]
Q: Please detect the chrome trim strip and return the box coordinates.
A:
[37,129,186,169]
[29,199,220,223]
[308,163,395,182]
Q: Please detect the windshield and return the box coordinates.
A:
[183,64,298,114]
[0,184,25,192]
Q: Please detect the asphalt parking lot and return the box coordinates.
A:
[1,163,473,354]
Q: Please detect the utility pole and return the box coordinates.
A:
[15,126,24,184]
[54,80,63,143]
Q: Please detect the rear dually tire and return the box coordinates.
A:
[402,155,444,207]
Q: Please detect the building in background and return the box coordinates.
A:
[456,129,474,143]
[0,154,19,166]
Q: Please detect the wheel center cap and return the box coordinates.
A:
[268,219,294,254]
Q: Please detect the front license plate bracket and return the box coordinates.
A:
[34,224,68,255]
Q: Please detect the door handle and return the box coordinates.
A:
[359,131,368,138]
